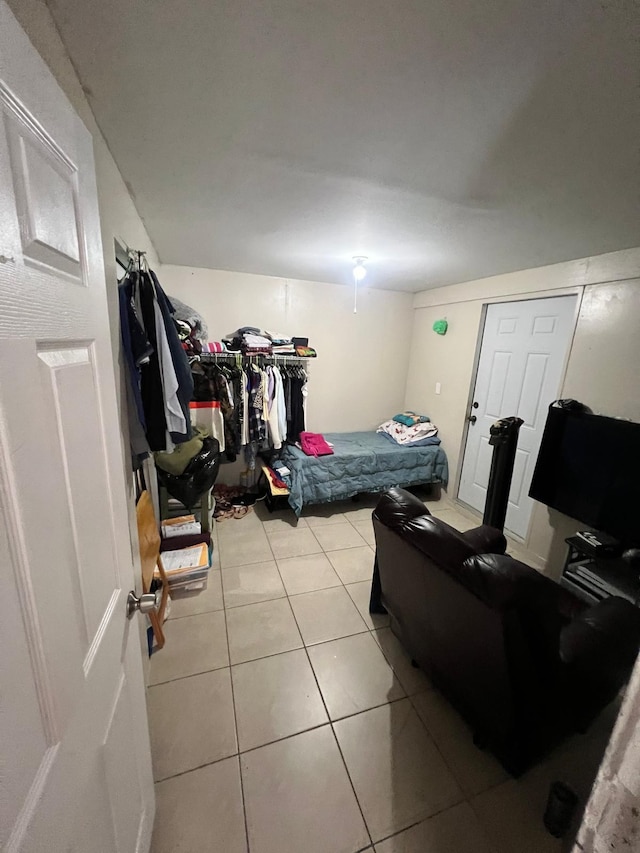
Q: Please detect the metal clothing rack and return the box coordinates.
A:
[195,352,311,366]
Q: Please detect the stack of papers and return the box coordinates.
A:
[162,515,202,538]
[156,542,210,593]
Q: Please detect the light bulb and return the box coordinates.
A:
[352,257,367,282]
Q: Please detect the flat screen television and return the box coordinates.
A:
[529,404,640,545]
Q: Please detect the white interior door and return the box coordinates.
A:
[0,5,154,851]
[458,295,578,539]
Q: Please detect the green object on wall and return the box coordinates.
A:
[432,319,448,335]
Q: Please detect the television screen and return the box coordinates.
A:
[529,405,640,545]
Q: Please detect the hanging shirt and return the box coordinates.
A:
[266,366,282,450]
[137,271,169,451]
[118,275,151,431]
[248,365,267,444]
[150,271,193,434]
[153,297,187,438]
[118,275,152,458]
[119,267,194,453]
[213,367,238,461]
[274,366,287,444]
[261,367,270,426]
[287,373,306,443]
[241,370,249,446]
[189,400,226,452]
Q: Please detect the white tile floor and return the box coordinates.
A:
[148,492,617,853]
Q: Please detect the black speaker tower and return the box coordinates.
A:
[483,416,524,531]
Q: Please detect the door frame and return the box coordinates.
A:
[453,287,584,541]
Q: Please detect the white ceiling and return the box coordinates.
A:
[49,0,640,292]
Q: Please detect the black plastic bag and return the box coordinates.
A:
[157,436,220,508]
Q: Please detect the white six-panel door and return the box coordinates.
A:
[0,4,154,851]
[458,295,578,539]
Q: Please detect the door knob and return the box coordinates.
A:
[126,590,160,619]
[468,415,477,425]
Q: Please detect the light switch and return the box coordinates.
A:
[435,382,441,395]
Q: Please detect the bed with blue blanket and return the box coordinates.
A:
[280,431,448,516]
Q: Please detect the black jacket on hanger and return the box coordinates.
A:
[138,271,169,451]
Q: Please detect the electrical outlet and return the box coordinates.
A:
[435,382,441,395]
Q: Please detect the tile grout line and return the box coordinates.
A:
[403,689,471,810]
[152,508,398,848]
[154,718,480,845]
[273,545,375,851]
[156,691,415,788]
[154,501,472,848]
[218,560,251,853]
[268,528,373,850]
[153,509,380,683]
[370,798,483,850]
[465,793,503,853]
[405,689,483,802]
[166,568,224,621]
[328,722,374,850]
[149,621,382,688]
[148,661,230,689]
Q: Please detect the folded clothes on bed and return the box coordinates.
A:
[300,431,334,456]
[393,411,430,426]
[272,459,292,487]
[266,466,289,490]
[378,430,441,448]
[377,419,439,446]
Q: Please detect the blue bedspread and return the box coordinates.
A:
[281,431,449,515]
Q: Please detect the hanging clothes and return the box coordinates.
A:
[118,276,152,457]
[189,400,225,451]
[186,355,309,464]
[136,270,168,450]
[151,271,194,428]
[274,366,287,444]
[241,369,249,447]
[266,366,282,450]
[118,261,193,455]
[190,362,226,453]
[153,297,186,443]
[248,364,267,444]
[283,366,306,444]
[188,361,246,461]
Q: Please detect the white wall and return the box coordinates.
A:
[573,655,640,852]
[159,265,414,436]
[405,247,640,573]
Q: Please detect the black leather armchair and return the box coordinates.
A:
[370,487,640,775]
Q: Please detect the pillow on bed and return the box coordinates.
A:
[378,431,441,448]
[393,411,430,426]
[377,419,439,446]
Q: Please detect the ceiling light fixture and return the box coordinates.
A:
[352,256,367,314]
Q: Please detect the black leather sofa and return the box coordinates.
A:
[370,487,640,775]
